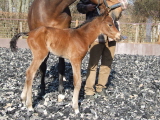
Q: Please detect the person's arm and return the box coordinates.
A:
[77,0,96,14]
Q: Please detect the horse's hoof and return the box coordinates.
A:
[58,94,65,102]
[40,91,45,96]
[63,77,67,81]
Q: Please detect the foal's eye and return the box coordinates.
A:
[108,24,112,27]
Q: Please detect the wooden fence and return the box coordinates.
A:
[120,23,160,43]
[0,11,160,43]
[0,11,28,38]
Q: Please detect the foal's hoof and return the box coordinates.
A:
[58,94,65,102]
[21,99,26,107]
[75,109,80,114]
[28,106,34,112]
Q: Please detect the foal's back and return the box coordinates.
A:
[28,0,72,30]
[28,26,78,58]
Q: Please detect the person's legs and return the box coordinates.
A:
[96,41,116,93]
[85,42,105,95]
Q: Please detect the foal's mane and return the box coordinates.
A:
[73,12,106,29]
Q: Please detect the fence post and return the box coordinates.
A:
[135,24,139,43]
[158,35,160,44]
[75,20,79,27]
[158,23,160,44]
[19,22,22,39]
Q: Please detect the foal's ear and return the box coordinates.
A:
[105,7,110,14]
[102,8,109,20]
[104,8,109,16]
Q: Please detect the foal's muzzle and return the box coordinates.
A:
[114,33,121,42]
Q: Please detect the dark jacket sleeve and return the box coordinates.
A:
[77,0,99,20]
[77,0,91,14]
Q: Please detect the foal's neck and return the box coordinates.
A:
[78,17,102,46]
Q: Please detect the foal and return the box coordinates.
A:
[11,12,120,113]
[10,0,125,103]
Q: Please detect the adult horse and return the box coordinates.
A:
[10,10,121,114]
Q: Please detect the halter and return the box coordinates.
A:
[103,0,109,8]
[95,0,101,15]
[96,0,123,14]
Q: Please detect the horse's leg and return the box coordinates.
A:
[58,57,65,102]
[21,51,48,111]
[70,59,81,114]
[39,53,50,96]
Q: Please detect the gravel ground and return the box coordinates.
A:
[0,47,160,120]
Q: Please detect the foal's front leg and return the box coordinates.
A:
[70,59,82,114]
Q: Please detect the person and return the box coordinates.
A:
[77,0,121,98]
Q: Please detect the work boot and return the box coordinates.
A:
[84,87,95,100]
[96,84,107,96]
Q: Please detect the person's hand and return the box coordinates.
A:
[86,4,96,12]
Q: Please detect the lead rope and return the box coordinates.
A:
[103,0,112,12]
[96,0,101,15]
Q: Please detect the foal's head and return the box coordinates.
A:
[99,12,121,41]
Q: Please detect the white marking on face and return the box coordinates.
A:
[110,16,114,23]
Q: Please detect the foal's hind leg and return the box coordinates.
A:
[21,52,48,111]
[39,53,50,96]
[58,57,65,102]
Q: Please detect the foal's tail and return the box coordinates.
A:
[10,32,29,52]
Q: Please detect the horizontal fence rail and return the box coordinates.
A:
[0,12,160,43]
[1,38,160,56]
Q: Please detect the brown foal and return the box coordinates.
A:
[11,11,120,113]
[10,0,125,103]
